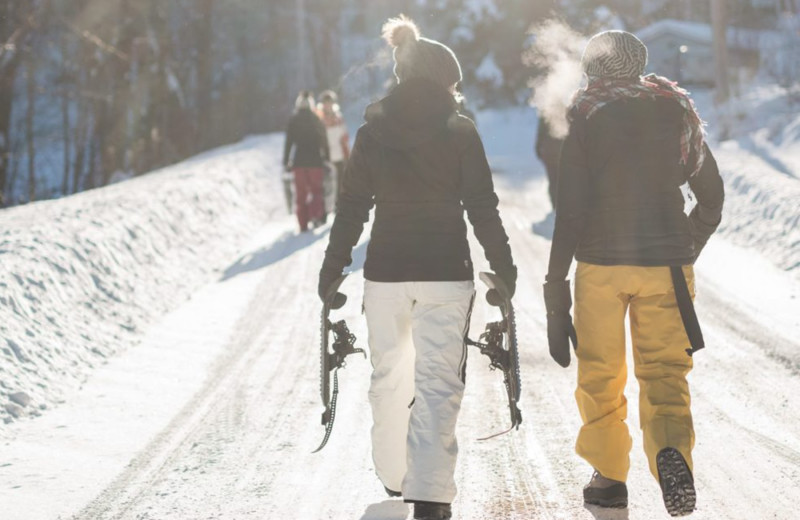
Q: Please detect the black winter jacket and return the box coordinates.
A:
[283,108,329,169]
[547,96,724,281]
[322,78,515,283]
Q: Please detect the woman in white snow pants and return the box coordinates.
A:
[365,280,475,502]
[318,15,515,520]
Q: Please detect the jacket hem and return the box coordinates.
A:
[575,254,695,267]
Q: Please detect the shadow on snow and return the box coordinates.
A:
[359,500,408,520]
[584,503,630,520]
[221,228,330,281]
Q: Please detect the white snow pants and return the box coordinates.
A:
[363,280,475,504]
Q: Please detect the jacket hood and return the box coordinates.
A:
[364,78,457,149]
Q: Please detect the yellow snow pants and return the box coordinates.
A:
[573,262,695,483]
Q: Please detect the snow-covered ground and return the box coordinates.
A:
[1,85,800,519]
[0,136,285,426]
[694,84,800,278]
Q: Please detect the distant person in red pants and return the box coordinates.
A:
[283,90,330,232]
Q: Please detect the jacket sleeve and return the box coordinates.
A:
[318,118,331,163]
[458,119,515,277]
[283,118,294,167]
[321,126,375,274]
[340,126,351,160]
[546,114,590,282]
[535,117,547,159]
[687,143,724,259]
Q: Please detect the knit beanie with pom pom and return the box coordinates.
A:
[382,15,462,89]
[581,30,648,80]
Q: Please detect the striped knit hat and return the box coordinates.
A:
[581,30,648,80]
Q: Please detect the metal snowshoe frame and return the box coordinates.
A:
[466,271,523,440]
[313,274,364,453]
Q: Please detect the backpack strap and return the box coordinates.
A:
[670,266,705,356]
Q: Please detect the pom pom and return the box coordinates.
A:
[382,15,420,48]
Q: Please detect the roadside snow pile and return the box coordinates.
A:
[712,83,800,177]
[713,140,800,276]
[694,83,800,278]
[0,135,283,427]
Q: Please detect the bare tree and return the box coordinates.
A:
[56,21,73,196]
[711,0,730,104]
[0,1,43,206]
[25,57,36,202]
[195,0,214,149]
[711,0,731,140]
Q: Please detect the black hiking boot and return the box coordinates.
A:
[583,470,628,508]
[413,501,452,520]
[384,485,402,498]
[657,448,696,517]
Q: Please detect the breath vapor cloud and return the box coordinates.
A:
[524,20,586,139]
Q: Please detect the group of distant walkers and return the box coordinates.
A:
[287,15,724,520]
[282,90,350,232]
[283,83,478,235]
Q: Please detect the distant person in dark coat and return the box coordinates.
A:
[283,91,330,232]
[535,115,564,207]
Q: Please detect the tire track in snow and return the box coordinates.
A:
[73,225,331,519]
[64,168,800,520]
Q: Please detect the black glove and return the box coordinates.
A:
[688,204,721,262]
[487,266,517,307]
[543,279,578,367]
[318,266,347,310]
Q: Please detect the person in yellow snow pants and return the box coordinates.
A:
[543,30,724,517]
[573,263,695,484]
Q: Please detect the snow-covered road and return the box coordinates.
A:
[2,129,800,520]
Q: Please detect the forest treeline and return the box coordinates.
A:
[1,0,293,206]
[0,0,790,207]
[0,0,568,207]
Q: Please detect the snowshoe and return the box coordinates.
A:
[313,274,364,453]
[466,272,522,439]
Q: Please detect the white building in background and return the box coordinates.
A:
[636,19,778,85]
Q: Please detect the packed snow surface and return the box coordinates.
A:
[1,87,800,519]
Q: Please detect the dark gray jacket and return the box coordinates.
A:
[283,108,329,169]
[547,96,724,281]
[322,78,515,283]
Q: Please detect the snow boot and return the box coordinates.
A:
[384,485,401,498]
[583,470,628,508]
[413,501,451,520]
[657,448,696,517]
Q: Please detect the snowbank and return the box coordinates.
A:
[693,85,800,278]
[712,140,800,276]
[0,135,283,428]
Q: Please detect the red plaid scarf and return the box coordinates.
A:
[570,74,706,177]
